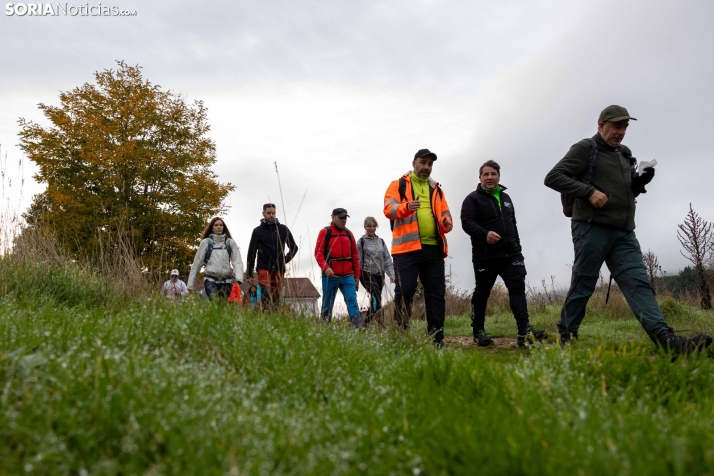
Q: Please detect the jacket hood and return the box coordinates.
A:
[209,233,226,243]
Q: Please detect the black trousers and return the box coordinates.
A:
[471,254,529,336]
[360,272,384,324]
[393,245,446,342]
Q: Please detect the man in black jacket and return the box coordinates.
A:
[461,160,546,347]
[545,105,711,354]
[246,203,298,309]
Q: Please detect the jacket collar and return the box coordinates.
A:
[260,218,280,226]
[209,233,226,243]
[476,183,508,195]
[403,171,437,189]
[593,132,622,152]
[329,223,347,233]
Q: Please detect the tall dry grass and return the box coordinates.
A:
[0,147,149,307]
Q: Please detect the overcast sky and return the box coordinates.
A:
[2,0,713,309]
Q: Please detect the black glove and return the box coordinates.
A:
[632,167,655,195]
[639,167,655,185]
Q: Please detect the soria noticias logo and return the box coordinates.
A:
[5,3,137,16]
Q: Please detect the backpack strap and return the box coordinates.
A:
[225,238,233,260]
[398,177,407,201]
[323,226,332,265]
[204,238,215,265]
[617,145,638,174]
[390,177,408,231]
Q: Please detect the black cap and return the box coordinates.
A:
[414,148,437,161]
[332,208,350,218]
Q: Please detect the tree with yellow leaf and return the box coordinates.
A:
[19,61,234,278]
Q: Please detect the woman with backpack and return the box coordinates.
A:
[357,216,395,324]
[187,217,244,300]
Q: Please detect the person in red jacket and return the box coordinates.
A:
[314,208,364,326]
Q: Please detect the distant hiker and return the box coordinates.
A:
[383,149,453,347]
[161,269,188,299]
[246,203,298,310]
[243,284,262,309]
[544,105,712,354]
[187,217,244,300]
[461,161,547,347]
[314,208,364,327]
[357,216,395,324]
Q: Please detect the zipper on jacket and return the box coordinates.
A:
[618,152,630,230]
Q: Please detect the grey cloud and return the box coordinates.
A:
[1,0,713,298]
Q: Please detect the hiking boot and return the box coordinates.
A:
[559,331,579,347]
[656,327,713,356]
[517,325,548,347]
[434,340,449,350]
[474,330,494,347]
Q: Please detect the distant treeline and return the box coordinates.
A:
[659,266,713,297]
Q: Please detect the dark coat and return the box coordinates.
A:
[461,184,522,263]
[246,220,298,277]
[544,133,639,231]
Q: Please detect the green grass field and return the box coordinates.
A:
[2,276,714,476]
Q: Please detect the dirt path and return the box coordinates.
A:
[444,335,519,349]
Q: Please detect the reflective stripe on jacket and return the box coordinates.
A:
[383,172,453,257]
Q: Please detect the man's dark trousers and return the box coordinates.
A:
[471,254,529,336]
[559,221,669,341]
[393,244,445,342]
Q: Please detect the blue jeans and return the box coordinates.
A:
[204,280,232,300]
[321,274,364,326]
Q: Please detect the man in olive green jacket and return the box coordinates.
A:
[544,105,711,355]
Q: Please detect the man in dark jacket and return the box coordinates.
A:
[461,160,547,347]
[246,203,298,310]
[544,105,711,354]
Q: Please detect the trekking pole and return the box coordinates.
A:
[605,274,613,305]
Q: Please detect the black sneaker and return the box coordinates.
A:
[656,327,713,356]
[559,331,579,347]
[474,330,494,347]
[517,325,548,347]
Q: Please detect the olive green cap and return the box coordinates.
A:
[598,105,637,123]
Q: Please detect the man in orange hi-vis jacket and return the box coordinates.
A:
[384,149,453,348]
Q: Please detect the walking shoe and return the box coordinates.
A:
[656,327,713,356]
[517,325,548,347]
[559,331,579,347]
[474,330,494,347]
[434,340,448,349]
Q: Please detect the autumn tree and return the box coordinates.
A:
[677,204,713,310]
[19,61,234,278]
